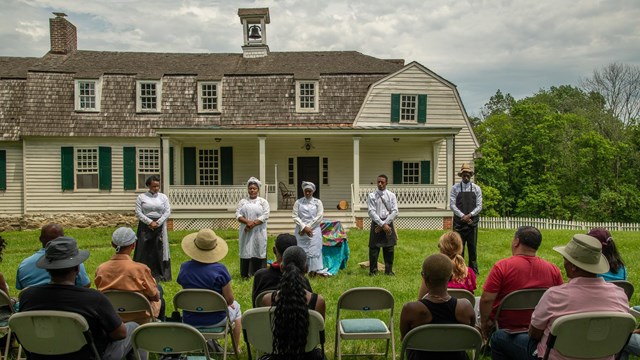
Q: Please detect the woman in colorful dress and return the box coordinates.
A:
[236,177,270,279]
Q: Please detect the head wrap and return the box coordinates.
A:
[112,227,137,252]
[247,177,262,188]
[301,181,316,192]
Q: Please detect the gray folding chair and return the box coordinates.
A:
[9,310,101,359]
[132,322,211,359]
[542,311,636,360]
[0,291,15,360]
[400,324,483,360]
[494,288,547,330]
[448,289,476,308]
[254,290,274,308]
[611,280,634,301]
[103,290,156,324]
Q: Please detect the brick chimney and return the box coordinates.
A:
[49,12,77,54]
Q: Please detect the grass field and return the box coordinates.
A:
[1,227,639,359]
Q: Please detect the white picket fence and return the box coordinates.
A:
[480,217,640,232]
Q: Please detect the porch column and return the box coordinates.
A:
[433,141,441,185]
[174,144,183,185]
[259,136,266,184]
[353,136,360,205]
[445,136,454,209]
[161,137,171,194]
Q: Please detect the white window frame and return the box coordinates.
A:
[136,80,162,113]
[74,79,101,112]
[197,81,222,113]
[295,80,319,113]
[400,94,418,123]
[402,161,421,184]
[137,148,160,189]
[197,148,220,186]
[75,147,99,190]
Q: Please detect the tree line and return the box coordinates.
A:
[472,62,640,222]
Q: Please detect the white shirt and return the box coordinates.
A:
[135,191,171,225]
[449,182,483,218]
[367,189,399,227]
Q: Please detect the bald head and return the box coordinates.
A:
[422,253,453,288]
[39,223,64,247]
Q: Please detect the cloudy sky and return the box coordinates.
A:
[2,0,639,116]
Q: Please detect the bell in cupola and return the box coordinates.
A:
[248,25,262,40]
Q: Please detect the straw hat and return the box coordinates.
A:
[458,163,474,176]
[181,229,228,264]
[553,234,609,274]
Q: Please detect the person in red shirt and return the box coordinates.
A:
[479,226,563,340]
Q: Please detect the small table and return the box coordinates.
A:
[320,220,350,276]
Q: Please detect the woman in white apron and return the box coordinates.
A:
[292,181,326,275]
[236,177,270,279]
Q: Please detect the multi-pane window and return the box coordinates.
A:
[401,95,417,121]
[198,149,219,185]
[137,148,160,189]
[296,81,319,112]
[198,82,220,112]
[137,81,161,112]
[288,158,294,185]
[75,80,100,111]
[322,157,329,185]
[75,148,99,189]
[402,162,420,184]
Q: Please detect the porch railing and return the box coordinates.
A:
[169,185,273,210]
[354,184,448,209]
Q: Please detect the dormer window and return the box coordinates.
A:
[74,79,101,112]
[390,94,427,124]
[198,81,221,113]
[136,80,162,113]
[296,81,319,113]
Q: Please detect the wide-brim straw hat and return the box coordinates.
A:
[458,163,474,176]
[181,229,228,264]
[553,234,609,274]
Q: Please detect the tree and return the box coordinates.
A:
[581,62,640,127]
[480,89,515,121]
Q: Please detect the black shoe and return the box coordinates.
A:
[369,270,378,276]
[385,271,395,276]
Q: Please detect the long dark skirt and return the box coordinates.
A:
[134,220,171,281]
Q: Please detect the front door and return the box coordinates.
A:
[297,157,320,198]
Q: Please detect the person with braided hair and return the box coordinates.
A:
[418,231,477,299]
[262,246,325,360]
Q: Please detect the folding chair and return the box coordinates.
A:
[335,287,395,360]
[173,289,239,360]
[254,290,274,308]
[0,291,15,360]
[242,307,325,360]
[132,322,211,360]
[611,280,634,301]
[448,289,476,308]
[103,290,156,324]
[542,311,636,360]
[9,310,101,359]
[400,324,483,360]
[494,288,547,330]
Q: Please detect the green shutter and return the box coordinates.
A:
[0,150,6,191]
[393,161,402,184]
[98,146,112,190]
[183,147,197,185]
[123,147,137,190]
[169,146,174,185]
[391,94,400,123]
[220,147,233,185]
[420,160,431,184]
[418,94,427,123]
[61,147,74,190]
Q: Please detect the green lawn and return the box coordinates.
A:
[1,227,639,359]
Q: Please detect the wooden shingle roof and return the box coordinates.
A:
[0,57,41,79]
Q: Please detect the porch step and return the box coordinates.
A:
[266,210,356,235]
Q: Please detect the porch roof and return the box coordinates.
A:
[155,125,464,137]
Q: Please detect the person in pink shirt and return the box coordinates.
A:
[491,234,629,360]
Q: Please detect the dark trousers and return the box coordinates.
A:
[459,225,478,273]
[157,283,166,321]
[240,257,267,278]
[369,246,394,274]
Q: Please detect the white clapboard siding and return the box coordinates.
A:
[23,137,159,213]
[0,142,24,214]
[355,63,478,179]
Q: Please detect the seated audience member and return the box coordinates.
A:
[95,227,165,322]
[262,246,326,359]
[587,227,627,281]
[0,236,9,296]
[401,253,476,360]
[480,226,563,340]
[19,237,145,360]
[491,234,629,360]
[16,223,91,289]
[621,330,640,360]
[177,229,241,353]
[418,231,477,299]
[251,233,312,307]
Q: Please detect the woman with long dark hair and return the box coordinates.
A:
[588,227,627,281]
[262,246,325,360]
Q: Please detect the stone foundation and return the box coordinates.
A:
[0,212,138,232]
